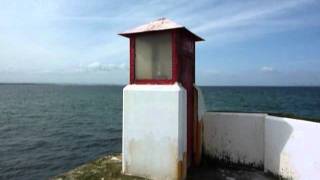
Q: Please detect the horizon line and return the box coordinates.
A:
[0,82,319,87]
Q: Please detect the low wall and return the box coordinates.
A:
[203,112,320,180]
[265,115,320,179]
[203,112,265,167]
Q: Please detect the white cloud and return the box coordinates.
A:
[261,66,274,72]
[194,0,312,32]
[189,0,318,44]
[85,62,127,72]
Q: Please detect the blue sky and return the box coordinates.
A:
[0,0,320,86]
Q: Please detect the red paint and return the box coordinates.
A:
[172,31,178,82]
[129,31,178,85]
[129,37,135,84]
[134,79,175,84]
[177,30,197,167]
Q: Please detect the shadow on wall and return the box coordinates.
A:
[264,117,293,177]
[202,112,294,178]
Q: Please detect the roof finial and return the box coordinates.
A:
[158,17,166,21]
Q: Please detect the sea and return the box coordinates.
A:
[0,84,319,180]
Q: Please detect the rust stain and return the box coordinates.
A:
[177,159,182,180]
[182,152,187,179]
[194,119,203,166]
[193,88,203,166]
[177,152,187,180]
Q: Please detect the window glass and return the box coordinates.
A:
[135,32,172,80]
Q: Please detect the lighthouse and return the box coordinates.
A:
[119,18,203,180]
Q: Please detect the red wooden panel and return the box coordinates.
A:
[178,30,196,167]
[129,37,135,84]
[134,79,175,84]
[172,30,178,82]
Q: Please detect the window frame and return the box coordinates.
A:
[129,30,178,84]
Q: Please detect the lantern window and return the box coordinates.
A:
[135,32,172,80]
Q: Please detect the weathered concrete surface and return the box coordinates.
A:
[123,84,187,180]
[203,112,265,167]
[51,155,145,180]
[203,112,320,180]
[265,115,320,180]
[188,166,275,180]
[52,154,275,180]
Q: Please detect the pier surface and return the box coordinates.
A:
[52,154,275,180]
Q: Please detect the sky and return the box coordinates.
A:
[0,0,320,86]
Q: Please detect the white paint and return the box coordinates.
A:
[122,83,187,180]
[203,112,265,166]
[195,86,206,121]
[203,112,320,180]
[264,115,320,180]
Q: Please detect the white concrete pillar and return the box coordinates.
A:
[122,83,187,180]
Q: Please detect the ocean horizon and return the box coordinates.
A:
[1,82,320,87]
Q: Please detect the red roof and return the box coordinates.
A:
[119,18,204,41]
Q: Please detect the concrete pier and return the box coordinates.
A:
[52,154,275,180]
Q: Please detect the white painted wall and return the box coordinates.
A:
[195,86,206,121]
[265,115,320,180]
[203,112,320,180]
[203,112,265,167]
[122,83,187,180]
